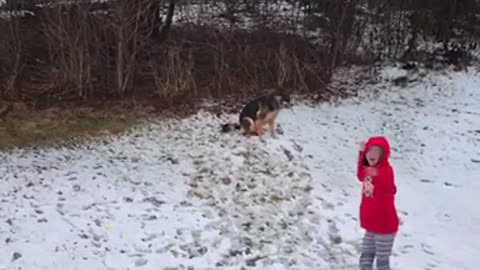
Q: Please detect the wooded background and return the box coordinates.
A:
[0,0,478,102]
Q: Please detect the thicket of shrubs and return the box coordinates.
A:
[0,0,479,103]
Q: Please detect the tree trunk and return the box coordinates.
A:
[159,0,176,41]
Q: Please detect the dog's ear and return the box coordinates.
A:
[272,87,291,103]
[275,92,291,105]
[273,95,282,104]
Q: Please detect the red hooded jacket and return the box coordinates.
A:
[357,136,399,234]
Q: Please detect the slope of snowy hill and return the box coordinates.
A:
[1,66,479,270]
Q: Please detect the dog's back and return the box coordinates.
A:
[239,95,282,122]
[221,91,290,136]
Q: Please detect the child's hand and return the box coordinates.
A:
[359,141,366,152]
[365,167,377,176]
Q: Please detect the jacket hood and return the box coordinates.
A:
[364,136,391,166]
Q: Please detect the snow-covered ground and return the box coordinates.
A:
[1,66,479,270]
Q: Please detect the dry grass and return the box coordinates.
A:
[0,99,183,149]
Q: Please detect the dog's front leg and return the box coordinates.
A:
[255,120,265,138]
[268,118,277,138]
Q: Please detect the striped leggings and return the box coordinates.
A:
[359,231,395,270]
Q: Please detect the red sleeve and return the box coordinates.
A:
[357,151,366,181]
[374,166,397,195]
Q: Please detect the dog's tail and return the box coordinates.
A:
[221,122,241,133]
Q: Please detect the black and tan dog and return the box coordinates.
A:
[222,93,290,137]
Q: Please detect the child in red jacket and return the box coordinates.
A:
[357,136,399,270]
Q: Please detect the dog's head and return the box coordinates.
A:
[269,87,291,105]
[279,93,291,104]
[272,93,292,108]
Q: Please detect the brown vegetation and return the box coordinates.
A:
[1,0,478,102]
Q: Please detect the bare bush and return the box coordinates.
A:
[0,17,23,96]
[144,26,328,99]
[40,3,96,98]
[150,43,197,99]
[110,0,160,96]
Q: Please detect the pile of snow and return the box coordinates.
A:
[1,65,479,270]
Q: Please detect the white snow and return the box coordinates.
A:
[170,1,311,36]
[1,65,480,270]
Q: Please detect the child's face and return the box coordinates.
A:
[366,146,383,166]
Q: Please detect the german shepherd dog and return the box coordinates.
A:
[222,93,290,137]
